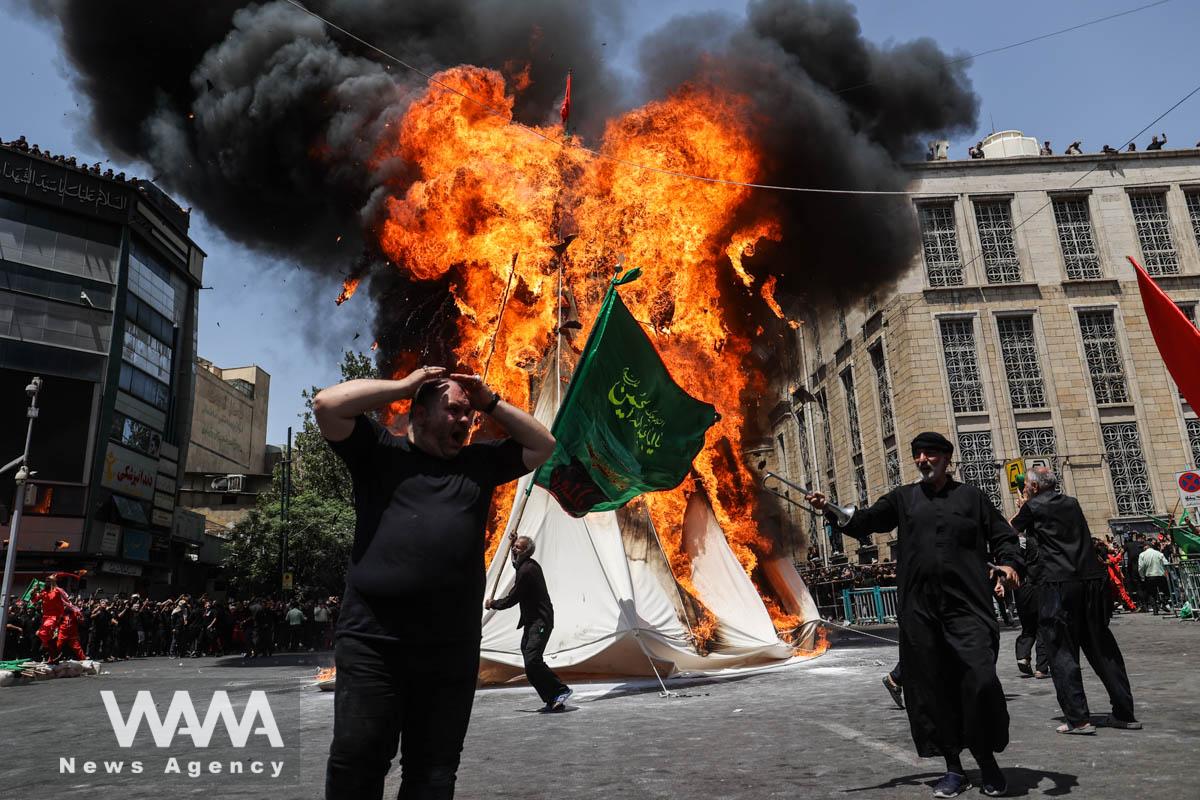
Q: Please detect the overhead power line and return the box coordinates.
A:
[282,0,1185,197]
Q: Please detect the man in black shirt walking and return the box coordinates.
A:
[486,533,572,711]
[1012,467,1139,735]
[316,365,555,800]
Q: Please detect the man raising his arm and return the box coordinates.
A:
[316,366,555,800]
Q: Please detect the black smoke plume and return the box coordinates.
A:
[21,0,976,357]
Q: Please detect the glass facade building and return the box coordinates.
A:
[0,140,204,596]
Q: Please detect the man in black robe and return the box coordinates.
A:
[808,432,1023,798]
[1011,467,1138,735]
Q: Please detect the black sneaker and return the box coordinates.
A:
[1016,658,1032,677]
[980,767,1007,796]
[931,771,971,798]
[882,674,905,709]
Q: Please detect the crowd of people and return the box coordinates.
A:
[798,528,1186,624]
[3,590,341,663]
[930,130,1194,161]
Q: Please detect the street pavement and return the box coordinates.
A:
[2,612,1196,799]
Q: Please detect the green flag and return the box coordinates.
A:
[534,268,719,517]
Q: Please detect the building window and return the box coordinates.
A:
[1017,427,1060,475]
[885,448,901,489]
[1184,190,1200,251]
[1052,197,1101,280]
[827,481,844,554]
[974,200,1021,283]
[111,411,162,458]
[1078,310,1129,404]
[1175,303,1197,401]
[129,242,178,322]
[813,323,823,366]
[940,318,985,413]
[1187,418,1200,469]
[818,389,835,479]
[795,408,813,485]
[853,462,869,507]
[870,343,896,440]
[776,433,787,475]
[1129,193,1179,275]
[996,316,1046,409]
[957,431,1004,510]
[918,203,964,287]
[1101,422,1153,515]
[119,363,170,411]
[837,307,848,341]
[123,323,173,384]
[841,368,862,454]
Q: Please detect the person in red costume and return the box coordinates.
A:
[33,573,88,662]
[1097,542,1137,612]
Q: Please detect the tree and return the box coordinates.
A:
[222,350,377,597]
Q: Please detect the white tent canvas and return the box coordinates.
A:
[479,376,819,684]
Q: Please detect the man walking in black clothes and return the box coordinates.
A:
[1013,519,1050,679]
[316,365,555,800]
[808,432,1023,798]
[1012,467,1139,735]
[486,533,572,711]
[1123,533,1144,611]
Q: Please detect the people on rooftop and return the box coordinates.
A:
[1065,140,1082,155]
[1040,140,1053,155]
[1146,132,1167,150]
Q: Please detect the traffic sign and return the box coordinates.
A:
[1004,458,1026,493]
[1026,457,1051,473]
[1177,470,1200,509]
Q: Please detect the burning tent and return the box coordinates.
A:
[480,369,822,685]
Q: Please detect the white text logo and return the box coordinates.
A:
[100,691,284,748]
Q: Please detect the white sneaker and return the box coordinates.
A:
[552,688,573,710]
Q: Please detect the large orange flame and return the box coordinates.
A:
[374,67,799,636]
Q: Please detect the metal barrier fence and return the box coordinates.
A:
[1167,561,1200,611]
[841,586,899,625]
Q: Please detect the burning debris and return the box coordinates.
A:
[32,0,977,631]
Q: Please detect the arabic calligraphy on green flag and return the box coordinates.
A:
[534,268,719,517]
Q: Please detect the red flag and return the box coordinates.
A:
[1129,255,1200,410]
[560,70,572,128]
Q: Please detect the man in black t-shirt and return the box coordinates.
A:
[486,533,571,711]
[316,365,555,800]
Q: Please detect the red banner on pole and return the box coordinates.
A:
[1129,255,1200,411]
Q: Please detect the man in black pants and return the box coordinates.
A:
[1013,522,1049,679]
[486,534,572,711]
[1012,467,1139,735]
[316,365,555,800]
[808,432,1023,798]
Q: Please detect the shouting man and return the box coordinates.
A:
[316,366,555,800]
[486,533,572,711]
[807,432,1023,798]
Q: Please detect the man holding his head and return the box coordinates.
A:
[315,365,556,800]
[807,432,1023,799]
[1012,466,1139,735]
[486,532,572,711]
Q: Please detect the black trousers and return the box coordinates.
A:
[1143,576,1169,613]
[1042,579,1136,725]
[520,619,569,704]
[326,634,479,800]
[900,600,1008,758]
[1014,584,1049,673]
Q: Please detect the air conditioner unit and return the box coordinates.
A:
[210,474,246,493]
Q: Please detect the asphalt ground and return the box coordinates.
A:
[2,612,1196,799]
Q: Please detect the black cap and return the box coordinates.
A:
[910,431,954,456]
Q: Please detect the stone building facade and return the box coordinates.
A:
[768,145,1200,564]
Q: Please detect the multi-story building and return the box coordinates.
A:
[179,358,275,530]
[0,136,204,595]
[767,134,1200,564]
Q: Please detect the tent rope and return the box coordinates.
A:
[819,619,900,645]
